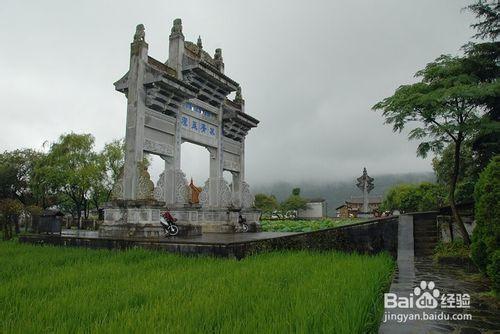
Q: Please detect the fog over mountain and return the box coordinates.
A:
[253,172,436,216]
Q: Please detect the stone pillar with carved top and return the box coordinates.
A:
[167,18,184,80]
[123,24,149,200]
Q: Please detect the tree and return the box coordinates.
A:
[470,155,500,292]
[466,0,499,40]
[373,54,499,244]
[89,139,125,214]
[432,142,478,203]
[461,1,500,172]
[0,198,23,240]
[24,204,43,232]
[254,193,279,217]
[0,149,43,205]
[381,182,446,213]
[39,133,101,227]
[280,189,308,217]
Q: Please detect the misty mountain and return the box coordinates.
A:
[252,172,435,216]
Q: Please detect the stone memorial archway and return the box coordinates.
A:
[100,19,260,238]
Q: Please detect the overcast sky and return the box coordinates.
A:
[0,0,475,186]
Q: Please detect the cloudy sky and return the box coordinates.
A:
[0,0,475,186]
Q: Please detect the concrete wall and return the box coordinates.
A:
[297,202,326,219]
[231,216,398,259]
[20,216,398,259]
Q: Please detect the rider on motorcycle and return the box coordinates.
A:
[161,210,177,224]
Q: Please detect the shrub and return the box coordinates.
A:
[471,156,500,292]
[488,250,500,294]
[434,240,470,260]
[381,182,446,213]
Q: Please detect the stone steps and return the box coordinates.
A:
[414,221,438,257]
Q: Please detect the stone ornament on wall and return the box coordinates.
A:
[219,178,232,207]
[174,169,189,204]
[136,167,155,200]
[198,180,209,207]
[199,178,232,208]
[111,170,124,200]
[143,139,174,157]
[153,172,165,202]
[241,181,254,209]
[153,169,189,204]
[112,165,155,200]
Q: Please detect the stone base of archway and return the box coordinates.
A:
[100,201,261,238]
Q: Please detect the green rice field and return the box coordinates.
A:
[260,218,362,232]
[0,242,394,333]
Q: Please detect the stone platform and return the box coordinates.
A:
[19,217,399,259]
[100,200,261,238]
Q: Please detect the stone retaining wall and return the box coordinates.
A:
[228,216,399,259]
[20,216,398,259]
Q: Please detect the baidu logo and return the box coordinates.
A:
[384,280,470,310]
[414,281,440,309]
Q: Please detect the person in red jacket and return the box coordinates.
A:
[161,210,177,223]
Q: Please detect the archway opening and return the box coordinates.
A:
[145,153,164,186]
[181,141,209,188]
[223,170,233,186]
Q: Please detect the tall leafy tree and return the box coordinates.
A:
[373,54,499,244]
[381,182,446,213]
[466,0,499,40]
[39,133,101,226]
[254,193,279,217]
[432,142,478,203]
[0,198,23,239]
[0,149,43,204]
[463,1,500,170]
[280,188,308,216]
[89,139,124,214]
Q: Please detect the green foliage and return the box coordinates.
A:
[35,133,101,221]
[381,182,447,213]
[24,205,43,217]
[260,219,360,232]
[280,188,308,214]
[0,243,394,333]
[466,0,500,40]
[461,37,500,172]
[471,156,500,292]
[0,198,23,240]
[280,195,308,213]
[372,54,495,158]
[434,241,470,261]
[488,250,500,293]
[0,149,43,204]
[254,193,279,216]
[432,142,479,203]
[89,139,125,211]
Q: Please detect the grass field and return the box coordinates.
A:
[260,218,362,232]
[0,242,393,333]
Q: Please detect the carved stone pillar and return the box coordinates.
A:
[123,25,149,200]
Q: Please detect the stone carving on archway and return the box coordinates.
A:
[112,165,154,200]
[241,181,254,209]
[173,169,189,204]
[153,172,165,202]
[199,178,232,208]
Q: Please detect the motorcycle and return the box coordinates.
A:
[238,214,249,232]
[160,211,179,236]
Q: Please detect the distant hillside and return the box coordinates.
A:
[252,172,435,216]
